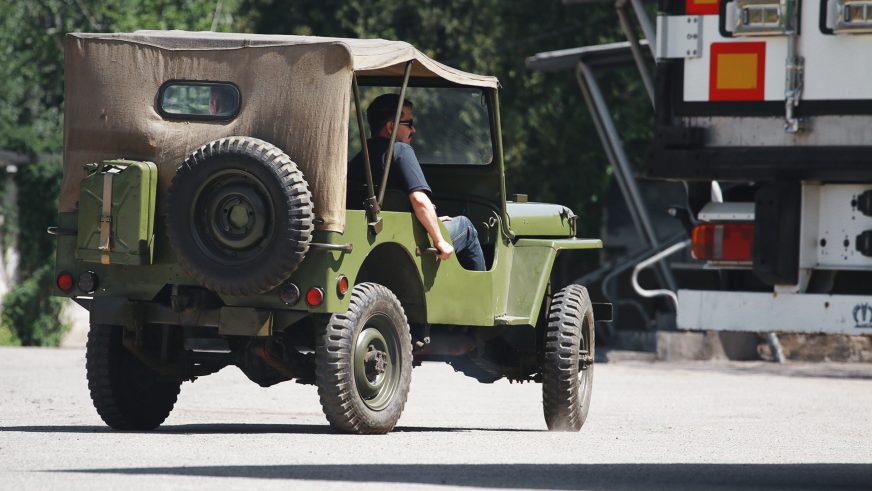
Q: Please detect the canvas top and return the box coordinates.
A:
[60,31,499,232]
[70,31,499,88]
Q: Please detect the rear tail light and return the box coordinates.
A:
[56,272,74,292]
[306,287,324,307]
[336,275,349,298]
[77,271,98,293]
[691,223,755,262]
[279,282,301,306]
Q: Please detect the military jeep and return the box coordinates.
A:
[52,31,608,434]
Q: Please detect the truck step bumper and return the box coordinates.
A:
[678,289,872,335]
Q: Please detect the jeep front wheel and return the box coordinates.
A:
[541,284,595,431]
[315,283,412,434]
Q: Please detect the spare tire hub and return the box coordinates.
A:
[193,170,273,261]
[208,185,267,249]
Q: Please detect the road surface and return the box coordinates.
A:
[1,347,871,490]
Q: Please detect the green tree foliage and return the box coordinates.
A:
[0,159,68,346]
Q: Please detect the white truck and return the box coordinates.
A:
[653,0,872,336]
[529,0,872,338]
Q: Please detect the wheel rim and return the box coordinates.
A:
[353,314,401,411]
[578,321,592,395]
[190,168,275,265]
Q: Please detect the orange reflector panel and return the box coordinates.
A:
[686,0,719,15]
[691,223,755,262]
[709,42,766,101]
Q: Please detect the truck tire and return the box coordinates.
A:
[166,137,314,296]
[86,324,182,430]
[315,283,412,434]
[541,284,595,431]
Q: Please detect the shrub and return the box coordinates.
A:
[1,263,67,346]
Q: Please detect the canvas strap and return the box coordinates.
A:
[98,173,113,265]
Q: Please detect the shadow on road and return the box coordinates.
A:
[0,423,539,434]
[632,361,872,381]
[49,463,872,490]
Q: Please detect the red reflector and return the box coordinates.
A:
[306,287,324,307]
[56,273,74,292]
[336,275,349,297]
[692,223,755,261]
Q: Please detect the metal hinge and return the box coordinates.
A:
[655,15,702,60]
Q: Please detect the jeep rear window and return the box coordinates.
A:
[158,82,240,120]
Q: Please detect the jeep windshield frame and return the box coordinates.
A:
[353,74,511,240]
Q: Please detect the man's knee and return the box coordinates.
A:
[455,215,478,240]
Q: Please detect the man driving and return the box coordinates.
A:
[349,93,486,271]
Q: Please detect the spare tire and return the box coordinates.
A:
[166,137,314,296]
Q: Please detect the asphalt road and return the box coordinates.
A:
[2,347,871,490]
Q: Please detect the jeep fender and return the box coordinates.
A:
[355,242,427,323]
[501,238,602,326]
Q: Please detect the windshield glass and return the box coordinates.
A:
[350,85,493,166]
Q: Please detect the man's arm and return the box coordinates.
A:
[409,191,454,260]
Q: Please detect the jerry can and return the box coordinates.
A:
[76,159,157,265]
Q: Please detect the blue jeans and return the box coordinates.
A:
[444,216,486,271]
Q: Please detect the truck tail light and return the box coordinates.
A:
[691,223,755,262]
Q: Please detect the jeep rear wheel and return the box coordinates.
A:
[541,284,595,431]
[315,283,412,434]
[86,324,182,430]
[166,137,314,296]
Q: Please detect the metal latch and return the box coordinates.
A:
[824,0,872,33]
[98,172,114,264]
[655,15,702,59]
[723,0,798,36]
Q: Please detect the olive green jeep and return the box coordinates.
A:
[52,31,608,434]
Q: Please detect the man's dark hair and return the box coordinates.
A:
[366,93,413,134]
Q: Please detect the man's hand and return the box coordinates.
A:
[434,240,454,260]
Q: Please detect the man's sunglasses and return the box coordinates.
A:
[398,119,414,129]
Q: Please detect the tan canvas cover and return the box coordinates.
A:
[61,31,499,232]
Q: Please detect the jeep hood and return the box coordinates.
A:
[506,202,576,237]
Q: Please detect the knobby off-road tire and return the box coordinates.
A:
[165,137,314,296]
[315,283,412,434]
[86,324,182,430]
[542,284,595,431]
